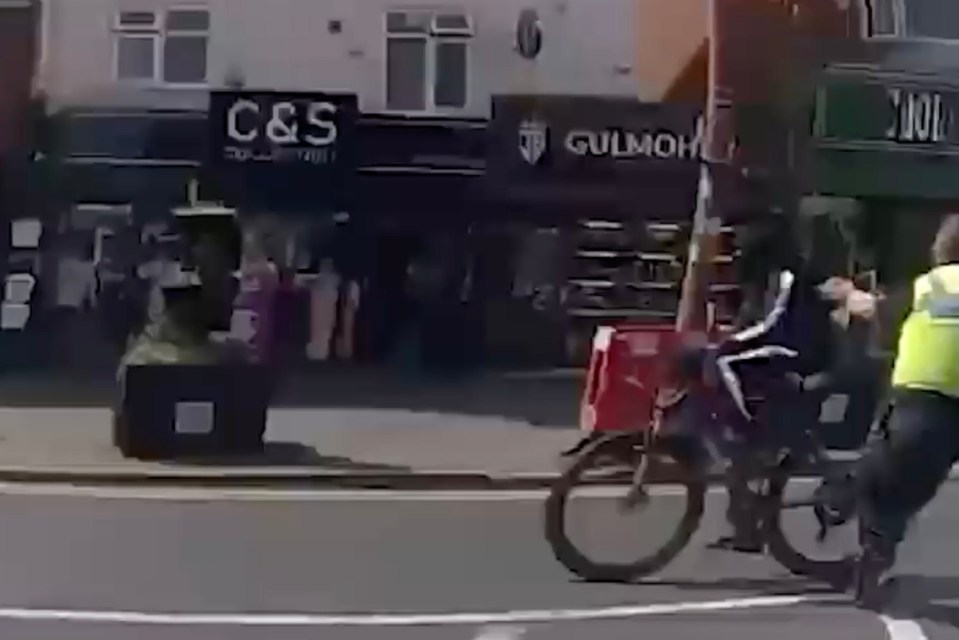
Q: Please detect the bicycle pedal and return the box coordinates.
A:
[815,523,833,544]
[620,485,650,511]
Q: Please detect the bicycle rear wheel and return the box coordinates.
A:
[764,456,855,587]
[544,431,706,582]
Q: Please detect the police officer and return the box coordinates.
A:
[854,213,959,608]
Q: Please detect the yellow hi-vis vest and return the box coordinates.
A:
[892,264,959,398]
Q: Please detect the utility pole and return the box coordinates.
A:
[673,0,731,336]
[674,0,806,336]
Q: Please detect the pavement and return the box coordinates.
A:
[0,369,591,487]
[0,368,873,488]
[0,406,580,487]
[0,480,953,639]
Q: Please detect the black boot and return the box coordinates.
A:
[854,537,897,610]
[708,492,764,554]
[706,533,764,554]
[707,514,764,554]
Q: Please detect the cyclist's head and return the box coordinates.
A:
[932,213,959,266]
[737,213,801,277]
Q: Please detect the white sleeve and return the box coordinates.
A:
[729,270,795,343]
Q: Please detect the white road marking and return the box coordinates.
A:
[879,615,929,640]
[0,595,831,627]
[0,479,820,503]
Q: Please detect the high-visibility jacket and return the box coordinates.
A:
[892,263,959,398]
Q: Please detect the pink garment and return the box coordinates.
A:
[306,270,340,361]
[232,261,279,363]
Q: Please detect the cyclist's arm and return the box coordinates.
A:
[728,270,795,344]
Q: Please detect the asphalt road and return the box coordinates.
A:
[0,481,954,639]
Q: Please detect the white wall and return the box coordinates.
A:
[38,0,640,115]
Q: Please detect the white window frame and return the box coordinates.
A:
[113,10,161,85]
[161,6,211,87]
[113,6,210,87]
[384,10,473,114]
[863,0,905,38]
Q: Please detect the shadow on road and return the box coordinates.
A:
[159,441,412,472]
[794,574,959,626]
[646,575,841,597]
[567,573,839,598]
[870,575,959,629]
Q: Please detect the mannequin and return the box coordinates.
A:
[336,279,361,361]
[306,258,341,361]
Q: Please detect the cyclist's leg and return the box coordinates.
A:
[708,438,764,553]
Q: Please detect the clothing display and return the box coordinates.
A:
[335,280,361,361]
[55,257,96,309]
[306,263,341,362]
[232,259,279,363]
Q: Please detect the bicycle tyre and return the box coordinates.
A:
[544,432,706,583]
[763,456,853,586]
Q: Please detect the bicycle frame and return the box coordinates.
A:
[626,369,842,522]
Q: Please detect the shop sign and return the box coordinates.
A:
[815,80,959,149]
[209,91,358,166]
[886,88,949,144]
[515,117,703,166]
[561,122,703,161]
[489,96,702,185]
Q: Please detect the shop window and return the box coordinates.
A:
[385,10,472,112]
[114,7,209,85]
[60,112,206,164]
[865,0,959,39]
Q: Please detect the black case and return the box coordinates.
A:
[114,363,272,460]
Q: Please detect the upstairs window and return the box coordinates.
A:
[115,11,159,81]
[903,0,959,39]
[386,10,473,112]
[162,9,210,84]
[114,7,210,85]
[866,0,959,39]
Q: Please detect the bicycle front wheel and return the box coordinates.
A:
[544,432,706,583]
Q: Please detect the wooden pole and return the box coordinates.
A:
[674,0,727,337]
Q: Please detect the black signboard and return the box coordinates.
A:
[208,91,358,168]
[487,96,703,185]
[356,116,485,172]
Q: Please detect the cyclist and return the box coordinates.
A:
[708,215,865,552]
[853,213,959,609]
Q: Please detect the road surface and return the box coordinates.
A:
[0,481,953,639]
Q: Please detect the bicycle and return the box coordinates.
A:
[544,305,864,586]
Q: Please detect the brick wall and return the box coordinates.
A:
[0,1,37,158]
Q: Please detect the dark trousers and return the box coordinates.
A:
[857,388,959,553]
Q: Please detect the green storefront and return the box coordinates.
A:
[804,42,959,336]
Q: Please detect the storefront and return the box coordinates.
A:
[804,39,959,349]
[206,91,492,371]
[481,95,746,366]
[28,93,784,374]
[17,108,209,371]
[0,0,41,368]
